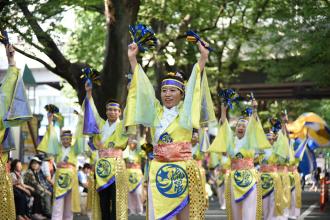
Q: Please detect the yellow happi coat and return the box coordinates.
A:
[84,96,128,220]
[125,63,216,220]
[208,117,271,220]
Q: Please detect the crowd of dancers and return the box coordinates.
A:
[0,35,303,220]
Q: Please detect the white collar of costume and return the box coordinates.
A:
[101,119,119,143]
[233,136,246,155]
[61,145,71,161]
[154,105,179,143]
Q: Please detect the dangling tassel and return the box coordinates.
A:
[256,173,263,220]
[225,172,232,220]
[280,173,291,210]
[274,174,284,216]
[88,171,101,220]
[86,172,93,211]
[0,155,16,220]
[115,158,128,220]
[71,170,81,213]
[186,159,206,220]
[293,171,302,208]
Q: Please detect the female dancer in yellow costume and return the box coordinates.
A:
[124,139,145,215]
[259,130,284,220]
[208,101,271,220]
[274,120,294,220]
[126,40,216,220]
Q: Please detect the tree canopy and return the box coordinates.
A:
[1,0,329,121]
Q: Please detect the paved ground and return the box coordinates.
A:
[74,191,330,219]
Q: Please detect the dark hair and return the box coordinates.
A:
[161,70,186,84]
[105,99,121,108]
[83,163,92,170]
[10,159,21,173]
[36,153,46,161]
[28,159,41,170]
[61,130,72,137]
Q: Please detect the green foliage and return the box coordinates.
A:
[66,10,106,70]
[1,0,330,123]
[258,99,330,125]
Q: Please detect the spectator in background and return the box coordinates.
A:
[310,167,321,192]
[78,163,91,193]
[10,159,33,220]
[39,154,56,191]
[24,157,52,219]
[78,163,91,216]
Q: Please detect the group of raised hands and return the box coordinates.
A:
[128,41,210,72]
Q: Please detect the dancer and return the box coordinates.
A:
[208,101,270,220]
[126,40,215,219]
[84,84,128,220]
[38,112,84,220]
[259,129,283,220]
[125,139,144,215]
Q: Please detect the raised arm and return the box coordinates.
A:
[220,103,228,124]
[6,44,16,67]
[252,99,258,119]
[124,43,158,128]
[128,43,139,71]
[197,41,209,72]
[85,81,92,100]
[37,113,60,155]
[83,81,104,133]
[0,45,20,117]
[47,113,54,126]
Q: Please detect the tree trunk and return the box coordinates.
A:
[91,0,140,118]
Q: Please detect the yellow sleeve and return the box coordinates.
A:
[0,67,19,131]
[103,121,128,150]
[0,67,19,109]
[251,116,271,150]
[124,64,159,128]
[190,63,202,129]
[208,119,233,153]
[37,124,60,155]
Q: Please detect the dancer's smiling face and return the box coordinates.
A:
[161,86,183,109]
[235,119,247,139]
[106,107,121,123]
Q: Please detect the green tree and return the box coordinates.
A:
[0,0,140,117]
[1,0,329,119]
